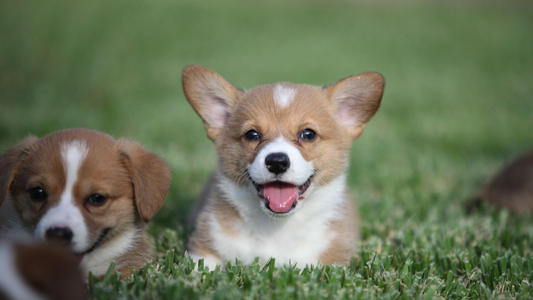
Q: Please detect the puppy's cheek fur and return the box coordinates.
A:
[217,138,256,185]
[83,197,136,243]
[10,195,44,228]
[300,134,353,186]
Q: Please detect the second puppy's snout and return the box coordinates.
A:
[265,152,290,174]
[45,227,73,245]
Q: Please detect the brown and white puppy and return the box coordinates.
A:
[0,128,171,277]
[182,65,384,268]
[0,239,86,300]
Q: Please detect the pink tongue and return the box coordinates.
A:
[263,182,299,213]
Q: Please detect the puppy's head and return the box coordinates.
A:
[182,66,384,216]
[0,129,170,254]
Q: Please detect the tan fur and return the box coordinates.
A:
[467,150,533,214]
[114,229,154,276]
[183,66,384,266]
[117,139,171,222]
[15,242,86,300]
[0,136,38,207]
[0,128,171,276]
[319,193,359,264]
[195,175,242,231]
[187,176,242,260]
[182,65,243,141]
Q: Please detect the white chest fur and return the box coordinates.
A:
[203,174,347,268]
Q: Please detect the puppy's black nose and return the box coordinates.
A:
[265,152,290,174]
[45,227,73,244]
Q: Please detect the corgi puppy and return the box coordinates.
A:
[0,128,171,277]
[0,239,86,300]
[182,65,384,268]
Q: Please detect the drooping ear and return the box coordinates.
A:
[182,65,242,140]
[325,72,385,139]
[117,139,171,222]
[0,136,38,206]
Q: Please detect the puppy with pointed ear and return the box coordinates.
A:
[0,128,171,277]
[182,65,384,269]
[325,72,384,139]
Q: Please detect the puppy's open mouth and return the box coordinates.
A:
[251,176,313,214]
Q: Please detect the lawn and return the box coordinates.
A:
[0,0,532,298]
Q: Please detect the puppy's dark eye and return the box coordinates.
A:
[29,187,47,202]
[299,128,317,142]
[244,129,261,141]
[86,193,107,206]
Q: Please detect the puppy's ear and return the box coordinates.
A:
[182,65,242,140]
[325,72,385,139]
[117,139,171,222]
[0,137,38,206]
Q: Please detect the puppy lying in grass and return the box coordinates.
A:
[0,128,171,277]
[182,65,384,268]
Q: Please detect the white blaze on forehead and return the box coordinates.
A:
[273,84,296,109]
[248,136,314,186]
[0,242,45,300]
[35,140,90,253]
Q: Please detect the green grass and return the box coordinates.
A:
[1,0,532,298]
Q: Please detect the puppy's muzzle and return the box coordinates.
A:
[265,152,290,174]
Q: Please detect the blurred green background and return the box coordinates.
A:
[2,1,533,297]
[1,0,532,232]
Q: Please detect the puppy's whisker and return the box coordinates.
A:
[235,167,250,185]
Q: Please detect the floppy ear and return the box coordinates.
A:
[182,65,242,140]
[117,139,171,222]
[0,137,38,206]
[325,72,385,139]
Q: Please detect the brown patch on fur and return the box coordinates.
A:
[1,128,171,276]
[466,150,533,214]
[212,195,242,237]
[15,242,86,300]
[187,218,219,259]
[187,173,216,229]
[187,176,231,260]
[114,229,154,276]
[188,236,219,259]
[319,193,359,264]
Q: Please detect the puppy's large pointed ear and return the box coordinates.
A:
[182,65,242,140]
[117,139,171,222]
[0,137,38,206]
[325,72,385,139]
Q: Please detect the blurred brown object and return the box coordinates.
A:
[467,150,533,214]
[0,240,86,300]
